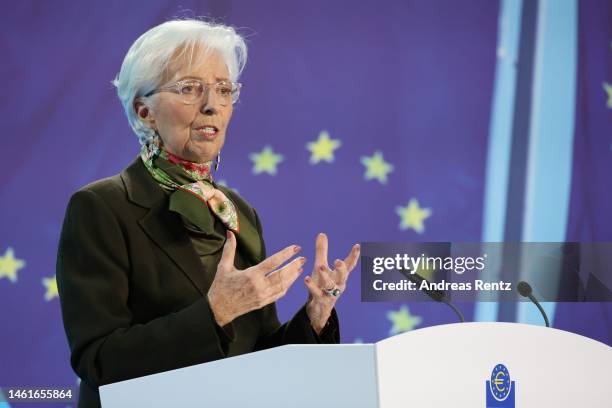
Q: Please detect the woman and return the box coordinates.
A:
[56,19,360,407]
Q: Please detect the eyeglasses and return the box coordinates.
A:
[145,79,242,106]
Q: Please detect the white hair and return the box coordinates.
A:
[113,19,247,145]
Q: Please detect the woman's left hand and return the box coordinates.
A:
[304,233,360,334]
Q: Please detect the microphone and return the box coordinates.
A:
[399,270,465,323]
[517,281,550,327]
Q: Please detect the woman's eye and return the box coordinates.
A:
[180,84,196,94]
[218,86,232,96]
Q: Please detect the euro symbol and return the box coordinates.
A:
[494,371,506,392]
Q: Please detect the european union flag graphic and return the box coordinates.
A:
[486,364,515,407]
[0,1,610,405]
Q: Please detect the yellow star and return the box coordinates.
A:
[0,247,26,283]
[249,146,284,175]
[603,82,612,108]
[306,130,341,164]
[42,275,59,301]
[387,305,422,335]
[396,198,432,234]
[361,151,394,184]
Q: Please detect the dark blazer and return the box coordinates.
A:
[56,157,339,408]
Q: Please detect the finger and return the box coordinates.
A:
[219,230,237,272]
[266,256,306,293]
[343,243,361,272]
[255,244,302,275]
[315,267,336,290]
[280,256,306,290]
[318,265,336,290]
[332,259,349,283]
[304,275,324,298]
[263,258,306,305]
[314,232,329,271]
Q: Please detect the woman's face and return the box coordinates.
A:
[143,51,233,163]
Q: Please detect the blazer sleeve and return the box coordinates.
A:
[56,189,228,387]
[250,209,341,350]
[255,303,340,350]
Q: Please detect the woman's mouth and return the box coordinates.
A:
[195,126,219,140]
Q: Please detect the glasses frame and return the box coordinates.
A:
[144,79,242,106]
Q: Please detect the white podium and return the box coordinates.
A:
[100,323,611,407]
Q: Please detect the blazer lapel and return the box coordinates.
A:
[121,157,208,295]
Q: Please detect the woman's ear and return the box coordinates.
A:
[134,99,156,129]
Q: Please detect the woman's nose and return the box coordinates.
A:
[200,87,220,115]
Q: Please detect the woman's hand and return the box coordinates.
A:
[208,231,306,326]
[304,233,360,334]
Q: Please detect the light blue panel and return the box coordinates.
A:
[100,344,378,408]
[0,388,8,407]
[518,0,577,325]
[0,403,9,408]
[476,0,523,322]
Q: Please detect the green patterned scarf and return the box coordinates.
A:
[140,142,240,233]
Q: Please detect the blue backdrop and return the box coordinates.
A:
[0,0,609,405]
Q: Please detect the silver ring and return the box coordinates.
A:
[324,286,341,297]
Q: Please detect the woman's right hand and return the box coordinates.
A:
[207,231,306,326]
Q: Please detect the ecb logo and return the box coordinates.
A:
[486,364,515,407]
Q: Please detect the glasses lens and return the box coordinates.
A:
[215,82,241,105]
[178,81,203,104]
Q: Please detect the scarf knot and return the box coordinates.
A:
[140,142,239,233]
